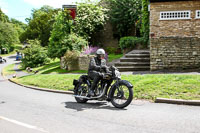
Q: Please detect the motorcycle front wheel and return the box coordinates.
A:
[111,80,133,108]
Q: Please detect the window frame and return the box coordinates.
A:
[196,10,200,19]
[160,10,191,20]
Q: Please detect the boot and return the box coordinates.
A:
[88,77,99,96]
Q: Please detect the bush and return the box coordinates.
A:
[105,47,117,54]
[119,36,145,50]
[21,40,50,68]
[62,34,88,52]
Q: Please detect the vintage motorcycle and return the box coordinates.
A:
[73,66,133,108]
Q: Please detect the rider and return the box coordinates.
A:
[88,48,109,96]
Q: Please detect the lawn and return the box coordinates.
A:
[30,59,87,74]
[2,64,16,76]
[108,54,123,62]
[13,74,200,100]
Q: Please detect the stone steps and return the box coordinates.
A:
[115,62,150,67]
[115,50,150,72]
[120,57,150,62]
[125,54,150,58]
[117,66,150,71]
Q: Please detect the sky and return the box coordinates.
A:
[0,0,84,23]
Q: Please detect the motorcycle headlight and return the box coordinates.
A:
[115,70,121,79]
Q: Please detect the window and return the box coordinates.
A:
[196,10,200,19]
[160,11,191,20]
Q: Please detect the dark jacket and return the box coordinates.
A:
[88,57,106,72]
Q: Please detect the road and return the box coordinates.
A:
[0,55,200,133]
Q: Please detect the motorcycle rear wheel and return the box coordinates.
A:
[111,80,133,108]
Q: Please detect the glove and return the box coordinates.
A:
[101,65,109,73]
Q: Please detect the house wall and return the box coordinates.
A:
[150,1,200,71]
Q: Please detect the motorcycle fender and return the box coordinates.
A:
[107,80,133,101]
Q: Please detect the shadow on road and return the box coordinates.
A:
[64,101,127,111]
[7,55,16,59]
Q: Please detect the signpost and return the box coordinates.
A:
[62,5,77,20]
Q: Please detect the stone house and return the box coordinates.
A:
[150,0,200,71]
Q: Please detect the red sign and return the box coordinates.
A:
[69,8,76,20]
[62,5,77,20]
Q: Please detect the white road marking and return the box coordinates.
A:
[0,116,49,133]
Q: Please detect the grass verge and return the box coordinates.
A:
[30,59,87,74]
[13,74,200,100]
[108,54,123,62]
[2,64,16,76]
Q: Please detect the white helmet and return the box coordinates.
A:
[96,49,105,55]
[96,49,105,59]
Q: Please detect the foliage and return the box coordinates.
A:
[141,0,149,45]
[106,0,142,38]
[0,22,19,52]
[48,10,73,59]
[0,8,9,22]
[63,50,80,67]
[105,47,117,54]
[119,36,145,50]
[21,5,59,46]
[48,10,87,59]
[62,33,88,52]
[10,18,27,40]
[73,2,108,40]
[81,46,99,55]
[21,40,50,68]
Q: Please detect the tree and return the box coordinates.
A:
[0,8,9,22]
[21,40,49,68]
[10,18,27,40]
[73,2,108,41]
[48,10,87,59]
[106,0,142,38]
[0,22,19,52]
[21,5,59,46]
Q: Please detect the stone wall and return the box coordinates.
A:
[151,37,200,71]
[150,1,200,38]
[61,55,94,71]
[150,0,200,71]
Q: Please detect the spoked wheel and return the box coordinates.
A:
[74,82,88,103]
[111,80,133,108]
